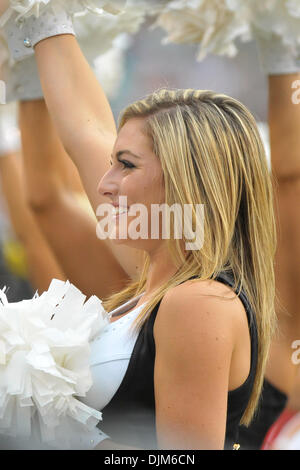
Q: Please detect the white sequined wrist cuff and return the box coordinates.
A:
[77,429,110,450]
[94,430,110,447]
[3,13,35,62]
[5,55,43,102]
[3,8,75,63]
[26,8,75,49]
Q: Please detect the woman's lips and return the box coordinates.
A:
[111,206,129,218]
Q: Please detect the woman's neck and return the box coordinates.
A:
[143,246,180,297]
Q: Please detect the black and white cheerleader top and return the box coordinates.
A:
[81,271,258,450]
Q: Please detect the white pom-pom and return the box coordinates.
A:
[72,1,149,65]
[0,279,110,449]
[155,0,300,61]
[155,0,251,61]
[0,0,127,26]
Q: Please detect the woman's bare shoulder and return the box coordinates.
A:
[153,277,247,346]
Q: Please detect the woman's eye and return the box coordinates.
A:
[119,159,135,169]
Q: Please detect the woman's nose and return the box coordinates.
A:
[97,168,119,197]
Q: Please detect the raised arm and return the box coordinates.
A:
[265,73,300,395]
[34,34,117,212]
[0,103,66,292]
[0,154,68,293]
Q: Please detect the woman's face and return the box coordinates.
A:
[97,117,165,251]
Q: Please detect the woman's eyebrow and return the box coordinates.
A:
[115,150,142,159]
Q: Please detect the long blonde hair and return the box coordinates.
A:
[102,88,277,426]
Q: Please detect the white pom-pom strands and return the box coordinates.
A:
[0,279,110,449]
